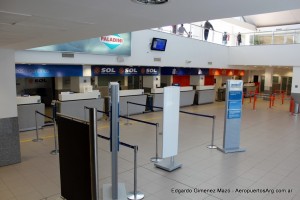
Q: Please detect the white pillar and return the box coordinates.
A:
[292,67,300,104]
[264,68,273,92]
[0,48,21,166]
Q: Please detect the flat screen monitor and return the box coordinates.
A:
[151,38,167,51]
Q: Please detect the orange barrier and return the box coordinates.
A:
[253,94,257,110]
[242,92,244,105]
[290,97,295,113]
[281,92,285,105]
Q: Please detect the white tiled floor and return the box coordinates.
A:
[1,98,300,200]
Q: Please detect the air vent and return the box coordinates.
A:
[62,53,74,58]
[131,0,168,5]
[154,57,161,62]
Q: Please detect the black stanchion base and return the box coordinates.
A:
[50,149,59,155]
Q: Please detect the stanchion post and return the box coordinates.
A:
[207,116,217,149]
[242,92,244,105]
[127,146,144,200]
[272,94,275,107]
[269,95,272,109]
[50,119,59,155]
[89,108,99,200]
[150,123,162,162]
[32,111,43,142]
[249,92,252,103]
[253,94,257,111]
[125,102,132,125]
[290,97,294,113]
[282,92,284,105]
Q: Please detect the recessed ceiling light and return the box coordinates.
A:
[131,0,168,5]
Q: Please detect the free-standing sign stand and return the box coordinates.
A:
[218,80,246,153]
[103,82,127,200]
[155,86,182,171]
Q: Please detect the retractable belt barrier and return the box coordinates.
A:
[85,105,161,163]
[96,134,142,200]
[126,101,217,150]
[34,111,59,155]
[243,92,293,112]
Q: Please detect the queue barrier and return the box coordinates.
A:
[34,111,59,155]
[126,101,217,150]
[97,135,143,200]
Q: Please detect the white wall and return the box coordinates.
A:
[229,44,300,66]
[292,67,300,93]
[0,49,17,118]
[15,30,229,68]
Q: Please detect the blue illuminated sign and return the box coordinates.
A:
[228,101,242,110]
[92,66,159,76]
[229,91,242,100]
[228,110,241,119]
[16,64,83,78]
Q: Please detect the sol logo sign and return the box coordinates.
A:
[100,34,124,49]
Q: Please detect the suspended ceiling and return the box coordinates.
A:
[244,8,300,28]
[1,0,300,49]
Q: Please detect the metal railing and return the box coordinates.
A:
[153,24,300,47]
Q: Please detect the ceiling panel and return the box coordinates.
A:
[1,0,300,49]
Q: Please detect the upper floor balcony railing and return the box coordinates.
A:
[152,24,300,46]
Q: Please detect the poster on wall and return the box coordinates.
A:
[16,64,83,78]
[29,33,131,56]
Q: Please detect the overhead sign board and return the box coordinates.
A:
[29,33,131,56]
[16,64,83,78]
[91,66,159,76]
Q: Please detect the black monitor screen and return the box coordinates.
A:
[151,38,167,51]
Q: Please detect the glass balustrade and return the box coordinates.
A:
[152,24,300,47]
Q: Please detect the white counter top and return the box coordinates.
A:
[180,86,193,92]
[17,96,41,105]
[196,85,215,90]
[151,88,164,94]
[119,89,144,97]
[59,91,100,101]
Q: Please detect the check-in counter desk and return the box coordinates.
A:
[194,86,215,105]
[119,89,147,116]
[57,91,104,121]
[17,96,45,131]
[151,86,195,111]
[243,83,256,97]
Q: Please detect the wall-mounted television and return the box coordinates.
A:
[151,38,167,51]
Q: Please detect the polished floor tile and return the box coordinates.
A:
[0,99,299,200]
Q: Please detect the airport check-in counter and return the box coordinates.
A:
[119,89,147,116]
[243,83,256,97]
[194,85,215,104]
[57,91,104,121]
[17,96,45,131]
[151,86,195,110]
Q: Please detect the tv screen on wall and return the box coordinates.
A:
[151,38,167,51]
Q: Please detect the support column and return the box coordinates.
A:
[0,48,21,166]
[291,67,300,105]
[264,68,273,94]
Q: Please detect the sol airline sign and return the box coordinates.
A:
[100,34,124,49]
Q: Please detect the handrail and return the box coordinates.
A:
[153,22,300,46]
